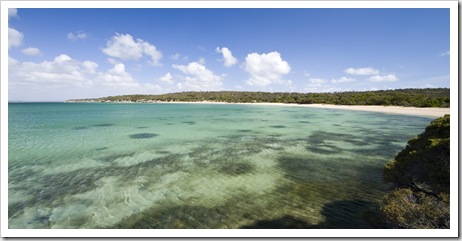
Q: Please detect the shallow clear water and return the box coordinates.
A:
[8,102,432,229]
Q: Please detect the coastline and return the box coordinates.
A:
[301,104,450,118]
[156,101,450,118]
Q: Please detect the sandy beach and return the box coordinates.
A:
[160,101,450,118]
[298,104,449,118]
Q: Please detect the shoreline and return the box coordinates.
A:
[156,101,450,118]
[65,100,450,118]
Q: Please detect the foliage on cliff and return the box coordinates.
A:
[381,115,450,228]
[67,88,450,108]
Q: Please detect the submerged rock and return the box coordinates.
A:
[270,125,287,128]
[129,133,159,139]
[92,123,115,127]
[72,126,88,130]
[220,162,254,175]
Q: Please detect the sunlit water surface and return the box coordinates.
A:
[8,103,432,228]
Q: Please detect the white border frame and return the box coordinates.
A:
[1,1,458,238]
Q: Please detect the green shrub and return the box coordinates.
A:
[383,115,449,194]
[381,115,450,229]
[381,188,449,228]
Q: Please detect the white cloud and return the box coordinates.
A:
[8,8,18,19]
[9,54,94,87]
[92,63,164,94]
[67,31,88,41]
[169,53,181,60]
[344,67,379,75]
[158,72,174,84]
[216,47,238,67]
[142,42,163,66]
[8,54,141,89]
[54,54,72,63]
[306,76,357,92]
[9,56,18,65]
[8,27,23,49]
[8,54,169,100]
[102,33,143,60]
[82,61,99,74]
[107,58,121,65]
[304,78,344,93]
[97,63,139,87]
[439,50,450,57]
[21,47,41,56]
[102,33,163,66]
[169,53,188,61]
[309,78,327,86]
[142,83,163,93]
[304,86,345,93]
[305,78,351,93]
[244,51,291,87]
[172,61,223,90]
[331,77,355,83]
[369,74,398,82]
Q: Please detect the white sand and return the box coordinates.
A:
[160,101,450,118]
[298,104,449,118]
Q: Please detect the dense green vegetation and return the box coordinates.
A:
[68,88,450,107]
[381,115,450,228]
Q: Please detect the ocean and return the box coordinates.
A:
[8,102,432,229]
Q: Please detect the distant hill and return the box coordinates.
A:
[67,88,450,108]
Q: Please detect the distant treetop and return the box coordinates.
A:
[67,88,450,108]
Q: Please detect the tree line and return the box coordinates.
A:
[67,88,450,108]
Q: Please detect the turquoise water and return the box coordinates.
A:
[8,102,432,229]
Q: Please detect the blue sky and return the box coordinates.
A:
[7,7,450,101]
